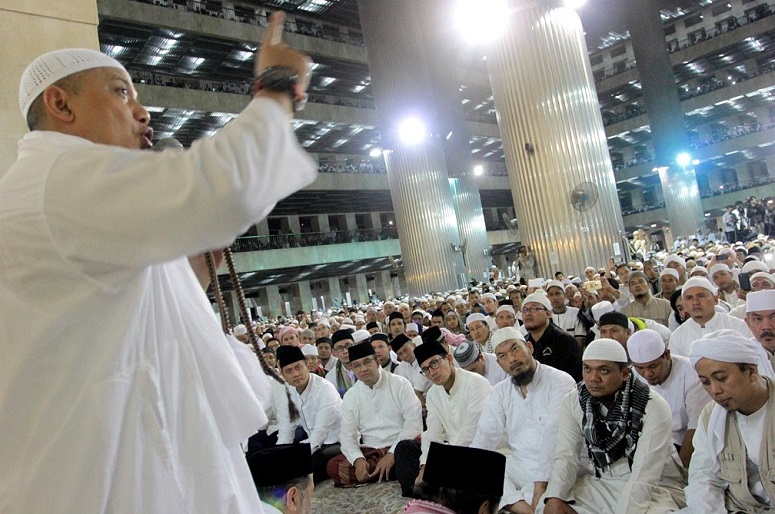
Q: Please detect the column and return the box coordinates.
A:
[266,284,283,320]
[624,1,703,239]
[487,3,626,276]
[344,213,358,233]
[449,177,491,283]
[327,277,342,308]
[254,219,269,236]
[297,280,312,313]
[355,274,369,305]
[287,215,301,235]
[358,0,466,294]
[380,271,395,300]
[370,212,382,231]
[317,214,330,234]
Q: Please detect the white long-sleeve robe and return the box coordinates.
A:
[0,98,316,513]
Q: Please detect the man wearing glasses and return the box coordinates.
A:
[522,292,583,382]
[472,327,576,513]
[325,342,422,487]
[393,337,492,498]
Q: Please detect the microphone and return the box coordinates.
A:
[152,138,184,151]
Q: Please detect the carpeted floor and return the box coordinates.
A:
[312,480,406,514]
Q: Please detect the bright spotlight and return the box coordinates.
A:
[369,147,383,158]
[691,159,700,165]
[455,0,508,44]
[398,118,426,145]
[676,152,692,167]
[473,165,484,176]
[564,0,587,8]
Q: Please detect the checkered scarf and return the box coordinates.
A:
[578,372,649,476]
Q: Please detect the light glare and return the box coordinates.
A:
[564,0,587,8]
[398,118,426,145]
[454,0,508,44]
[369,147,383,158]
[676,152,692,167]
[473,165,484,176]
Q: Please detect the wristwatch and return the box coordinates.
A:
[252,66,307,111]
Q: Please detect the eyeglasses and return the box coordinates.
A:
[521,307,548,314]
[420,356,446,376]
[334,342,353,352]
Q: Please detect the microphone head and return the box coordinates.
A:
[152,138,184,151]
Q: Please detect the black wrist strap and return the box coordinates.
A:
[251,66,307,111]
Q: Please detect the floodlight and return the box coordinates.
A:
[398,118,426,145]
[676,152,692,167]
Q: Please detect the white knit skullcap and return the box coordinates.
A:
[482,292,497,301]
[746,290,775,313]
[583,338,628,363]
[317,318,331,328]
[301,344,318,356]
[465,313,488,328]
[491,326,525,348]
[709,263,731,279]
[454,298,466,306]
[590,301,614,322]
[750,272,775,289]
[660,268,680,281]
[406,322,420,333]
[742,260,769,274]
[232,324,247,337]
[495,305,515,316]
[522,291,552,311]
[627,329,666,364]
[682,277,717,298]
[19,48,127,120]
[664,255,686,270]
[351,329,371,344]
[544,280,565,292]
[690,266,709,277]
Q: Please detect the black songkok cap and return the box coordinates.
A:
[347,341,376,362]
[370,332,389,344]
[431,309,445,318]
[331,328,355,345]
[414,340,447,367]
[315,337,333,347]
[423,442,505,498]
[420,326,445,346]
[599,311,629,330]
[388,312,404,322]
[276,346,305,369]
[247,443,312,488]
[389,333,412,352]
[366,321,379,330]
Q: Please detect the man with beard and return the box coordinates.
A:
[453,342,509,387]
[628,330,711,468]
[621,271,672,327]
[522,292,583,382]
[685,332,775,512]
[472,328,576,513]
[545,280,588,346]
[542,339,685,514]
[394,338,492,497]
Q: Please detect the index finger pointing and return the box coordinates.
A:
[264,11,286,46]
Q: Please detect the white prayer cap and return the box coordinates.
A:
[664,255,686,269]
[660,268,680,281]
[583,338,628,363]
[690,266,709,277]
[233,324,247,337]
[465,313,488,328]
[406,322,420,334]
[584,266,596,273]
[351,329,371,344]
[522,291,552,311]
[354,314,365,322]
[495,305,515,316]
[482,292,497,301]
[446,294,456,301]
[709,263,731,278]
[750,272,775,288]
[590,301,614,322]
[544,280,565,292]
[317,318,331,328]
[412,335,424,348]
[384,301,396,308]
[689,330,766,369]
[20,48,127,120]
[682,277,717,298]
[627,329,666,364]
[742,260,769,274]
[747,290,775,313]
[454,298,466,306]
[505,285,517,293]
[491,326,525,348]
[301,344,318,356]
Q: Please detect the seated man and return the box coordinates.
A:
[246,443,314,514]
[371,332,399,372]
[404,443,506,514]
[746,289,775,373]
[523,291,583,382]
[686,332,775,512]
[394,336,492,497]
[466,313,495,352]
[392,333,432,404]
[473,327,577,513]
[275,346,342,484]
[627,329,711,468]
[325,328,357,397]
[326,342,422,487]
[453,341,509,386]
[541,339,685,514]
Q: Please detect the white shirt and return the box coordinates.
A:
[395,358,433,394]
[325,364,357,393]
[473,362,576,482]
[275,373,342,451]
[552,306,587,338]
[738,405,771,505]
[483,352,510,386]
[670,312,754,357]
[322,355,339,372]
[0,99,316,514]
[421,369,492,465]
[339,369,423,464]
[633,355,711,447]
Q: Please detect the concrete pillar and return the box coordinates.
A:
[287,215,301,235]
[318,214,330,234]
[358,0,466,294]
[370,212,382,231]
[328,277,342,309]
[266,285,283,320]
[449,177,490,283]
[624,0,703,238]
[254,219,269,236]
[380,271,396,300]
[297,280,312,313]
[344,212,357,233]
[355,274,369,305]
[487,3,627,276]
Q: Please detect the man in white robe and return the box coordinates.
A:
[0,14,315,514]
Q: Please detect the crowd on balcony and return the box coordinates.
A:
[667,3,775,54]
[690,119,775,149]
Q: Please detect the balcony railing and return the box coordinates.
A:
[231,227,399,252]
[667,4,775,54]
[690,119,775,149]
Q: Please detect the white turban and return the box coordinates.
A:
[689,329,775,379]
[660,268,680,281]
[682,277,717,298]
[491,327,525,348]
[583,338,628,363]
[747,290,775,313]
[627,329,666,364]
[590,301,614,322]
